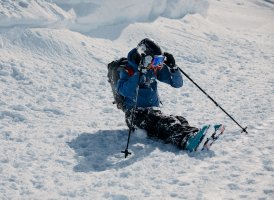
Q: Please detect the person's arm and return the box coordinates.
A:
[157,52,183,88]
[157,66,183,88]
[116,70,140,99]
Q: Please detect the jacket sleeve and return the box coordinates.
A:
[116,70,139,99]
[157,66,183,88]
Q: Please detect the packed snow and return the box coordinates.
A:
[0,0,274,199]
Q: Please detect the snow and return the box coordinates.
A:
[0,0,274,199]
[0,0,74,28]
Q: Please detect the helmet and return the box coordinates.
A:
[137,38,163,57]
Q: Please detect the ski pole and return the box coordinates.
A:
[178,67,248,134]
[121,65,144,158]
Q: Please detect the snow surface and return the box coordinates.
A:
[0,0,274,199]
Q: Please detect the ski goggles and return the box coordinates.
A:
[151,55,165,67]
[144,55,165,69]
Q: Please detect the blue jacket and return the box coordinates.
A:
[116,48,183,111]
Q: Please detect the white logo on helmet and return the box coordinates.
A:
[137,44,147,55]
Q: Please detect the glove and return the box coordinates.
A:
[164,52,178,71]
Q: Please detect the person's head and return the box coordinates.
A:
[137,38,165,70]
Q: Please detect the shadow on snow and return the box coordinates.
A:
[67,129,216,172]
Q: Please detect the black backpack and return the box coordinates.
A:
[107,57,128,111]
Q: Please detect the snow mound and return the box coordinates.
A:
[53,0,209,34]
[2,28,87,59]
[0,0,74,28]
[0,0,209,39]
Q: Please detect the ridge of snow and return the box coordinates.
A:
[1,0,209,39]
[0,0,75,28]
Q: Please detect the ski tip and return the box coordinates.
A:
[214,124,225,132]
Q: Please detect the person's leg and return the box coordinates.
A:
[155,114,199,149]
[125,108,198,149]
[125,108,149,130]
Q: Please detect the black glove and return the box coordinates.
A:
[164,52,178,72]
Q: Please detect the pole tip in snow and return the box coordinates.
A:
[241,126,248,134]
[121,149,131,158]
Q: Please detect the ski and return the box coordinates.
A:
[201,124,225,151]
[185,125,210,152]
[187,124,225,152]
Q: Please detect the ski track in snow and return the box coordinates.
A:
[0,0,274,199]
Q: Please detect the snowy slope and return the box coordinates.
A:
[0,0,274,199]
[0,0,74,28]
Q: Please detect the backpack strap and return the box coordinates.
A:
[124,66,134,77]
[118,58,134,77]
